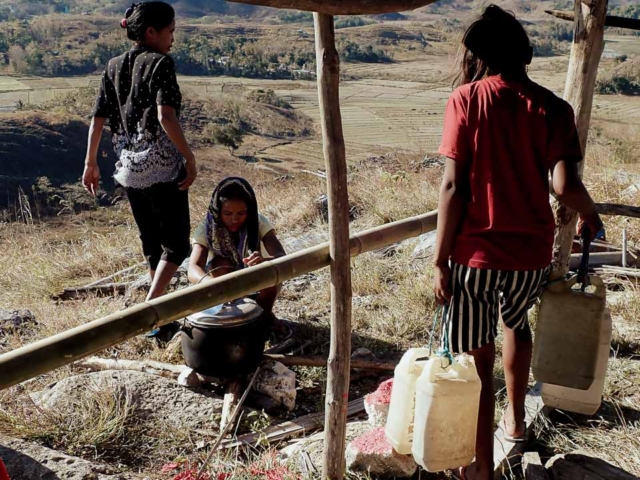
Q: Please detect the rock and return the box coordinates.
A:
[315,194,360,223]
[315,194,329,222]
[31,370,225,432]
[345,426,417,478]
[177,367,202,387]
[622,184,639,200]
[411,230,437,259]
[412,155,445,170]
[352,348,375,360]
[364,378,393,427]
[352,348,377,374]
[0,436,140,479]
[282,231,329,253]
[0,309,38,336]
[352,296,377,309]
[254,361,296,412]
[546,451,637,480]
[280,421,371,470]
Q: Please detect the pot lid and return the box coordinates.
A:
[186,298,264,328]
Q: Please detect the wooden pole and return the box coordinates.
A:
[546,9,640,31]
[0,211,437,391]
[551,0,608,278]
[595,203,640,219]
[314,12,352,480]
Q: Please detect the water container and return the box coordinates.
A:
[541,308,612,414]
[532,275,606,390]
[385,347,430,454]
[412,354,481,472]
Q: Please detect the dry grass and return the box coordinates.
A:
[3,131,640,475]
[0,381,144,463]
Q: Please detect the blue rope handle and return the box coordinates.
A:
[429,305,454,366]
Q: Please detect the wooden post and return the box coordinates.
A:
[314,12,353,480]
[551,0,608,277]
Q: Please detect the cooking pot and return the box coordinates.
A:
[181,298,268,378]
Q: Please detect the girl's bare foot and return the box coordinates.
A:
[453,462,490,480]
[502,407,526,439]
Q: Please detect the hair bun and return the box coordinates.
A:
[482,4,515,22]
[124,3,138,19]
[120,18,127,28]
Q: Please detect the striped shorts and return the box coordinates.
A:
[444,263,550,353]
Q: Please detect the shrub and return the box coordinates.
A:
[246,89,291,109]
[339,40,392,63]
[277,11,313,24]
[335,16,375,29]
[596,75,640,96]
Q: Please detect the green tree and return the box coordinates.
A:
[207,124,244,155]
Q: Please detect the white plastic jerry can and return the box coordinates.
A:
[541,308,612,415]
[385,348,431,455]
[412,354,481,472]
[532,275,606,390]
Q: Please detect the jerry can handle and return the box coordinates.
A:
[398,347,431,372]
[577,227,592,291]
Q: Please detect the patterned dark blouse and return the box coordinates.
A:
[92,45,183,189]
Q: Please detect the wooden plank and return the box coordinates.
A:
[74,355,396,383]
[220,397,366,449]
[226,0,438,16]
[546,9,640,31]
[221,380,243,432]
[314,13,352,480]
[264,354,396,371]
[494,383,548,479]
[81,261,146,288]
[523,452,551,480]
[568,251,630,270]
[54,282,134,300]
[0,210,437,390]
[551,0,608,278]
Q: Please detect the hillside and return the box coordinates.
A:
[2,0,635,21]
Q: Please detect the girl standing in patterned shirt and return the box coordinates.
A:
[82,2,197,317]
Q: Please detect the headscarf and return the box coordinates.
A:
[204,177,260,269]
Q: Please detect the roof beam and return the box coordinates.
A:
[226,0,439,15]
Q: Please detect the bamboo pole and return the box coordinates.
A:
[0,211,437,391]
[313,12,352,480]
[546,9,640,31]
[551,0,608,278]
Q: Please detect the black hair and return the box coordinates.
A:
[456,5,531,85]
[121,2,175,42]
[219,183,254,207]
[206,177,260,253]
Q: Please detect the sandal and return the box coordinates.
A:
[500,417,528,443]
[451,466,467,480]
[145,322,180,343]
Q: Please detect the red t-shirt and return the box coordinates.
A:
[438,75,582,271]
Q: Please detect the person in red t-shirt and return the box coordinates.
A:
[433,6,602,480]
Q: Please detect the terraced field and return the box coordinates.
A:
[1,33,639,169]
